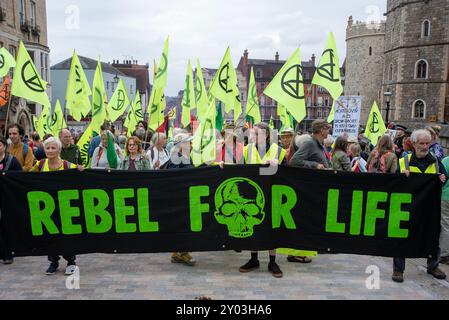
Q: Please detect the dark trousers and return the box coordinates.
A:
[48,255,76,265]
[394,249,440,273]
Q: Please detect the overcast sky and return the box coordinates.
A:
[47,0,387,96]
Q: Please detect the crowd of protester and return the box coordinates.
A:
[0,119,448,283]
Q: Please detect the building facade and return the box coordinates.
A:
[345,17,386,124]
[112,59,151,108]
[346,0,449,128]
[382,0,449,127]
[51,55,137,129]
[0,0,50,133]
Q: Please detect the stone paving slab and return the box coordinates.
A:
[0,252,448,300]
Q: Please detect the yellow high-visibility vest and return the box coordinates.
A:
[243,143,286,165]
[399,154,438,174]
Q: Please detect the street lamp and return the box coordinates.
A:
[384,90,393,124]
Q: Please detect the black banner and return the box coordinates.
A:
[0,166,442,258]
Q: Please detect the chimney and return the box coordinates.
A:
[275,52,279,62]
[311,54,316,66]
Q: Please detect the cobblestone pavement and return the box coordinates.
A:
[0,252,448,300]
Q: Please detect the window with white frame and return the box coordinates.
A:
[413,100,426,119]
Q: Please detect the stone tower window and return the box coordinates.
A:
[413,100,426,119]
[422,20,431,38]
[415,60,429,79]
[389,64,394,81]
[369,47,372,56]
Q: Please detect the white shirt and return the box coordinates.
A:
[146,147,169,170]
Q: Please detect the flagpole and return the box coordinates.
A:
[3,91,13,137]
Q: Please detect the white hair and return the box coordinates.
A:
[324,136,335,146]
[295,134,313,149]
[151,132,167,144]
[411,129,432,144]
[43,137,62,151]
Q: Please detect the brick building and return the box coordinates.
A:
[237,50,341,130]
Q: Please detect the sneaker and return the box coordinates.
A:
[392,271,404,283]
[268,262,283,278]
[46,263,59,275]
[428,267,447,280]
[64,264,78,276]
[239,259,260,273]
[171,253,196,266]
[440,256,449,265]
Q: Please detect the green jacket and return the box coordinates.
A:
[61,144,82,165]
[331,150,351,172]
[121,155,151,171]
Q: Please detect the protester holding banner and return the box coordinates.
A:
[366,135,398,174]
[29,137,82,275]
[147,133,169,170]
[91,131,123,170]
[7,124,35,172]
[290,120,332,170]
[166,133,197,266]
[240,122,285,278]
[60,129,82,165]
[331,136,351,172]
[0,135,22,265]
[393,129,447,283]
[121,137,151,171]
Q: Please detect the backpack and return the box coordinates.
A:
[22,143,29,161]
[38,159,70,172]
[368,150,391,173]
[3,154,13,171]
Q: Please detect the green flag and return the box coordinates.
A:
[181,60,195,128]
[192,99,217,167]
[148,55,167,131]
[246,67,261,125]
[209,47,238,113]
[77,124,93,167]
[32,115,39,132]
[365,101,387,145]
[195,60,209,122]
[106,131,118,169]
[66,50,92,121]
[107,79,130,122]
[154,37,169,90]
[277,104,290,131]
[216,101,223,132]
[51,100,68,136]
[312,32,343,101]
[0,47,16,78]
[91,60,107,133]
[233,83,242,124]
[11,41,50,107]
[37,104,53,138]
[264,48,306,123]
[125,92,142,135]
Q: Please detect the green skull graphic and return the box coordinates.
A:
[214,178,265,238]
